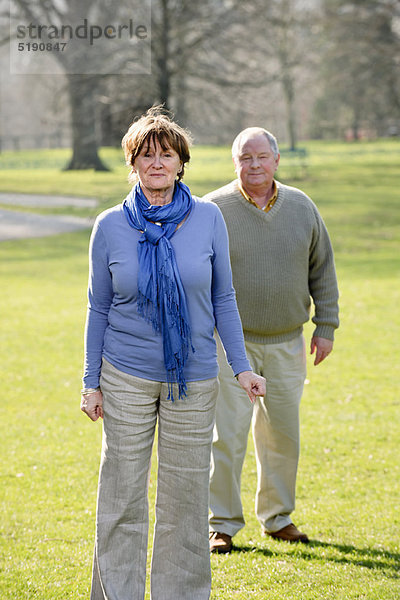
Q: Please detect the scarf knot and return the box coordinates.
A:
[142,222,164,245]
[123,182,194,400]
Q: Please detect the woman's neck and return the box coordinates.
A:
[142,184,174,206]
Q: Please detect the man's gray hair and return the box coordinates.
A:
[232,127,280,159]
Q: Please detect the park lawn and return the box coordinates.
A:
[0,140,399,599]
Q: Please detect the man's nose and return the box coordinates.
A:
[251,156,261,167]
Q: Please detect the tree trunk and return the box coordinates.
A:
[64,75,109,171]
[174,75,187,126]
[276,0,298,151]
[156,0,171,108]
[282,72,297,150]
[352,120,360,141]
[351,100,361,141]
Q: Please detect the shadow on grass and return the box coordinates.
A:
[231,540,400,576]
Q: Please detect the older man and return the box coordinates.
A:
[206,128,339,553]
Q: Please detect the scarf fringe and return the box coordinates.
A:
[137,250,193,402]
[137,293,161,332]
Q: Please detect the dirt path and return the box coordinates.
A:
[0,193,97,241]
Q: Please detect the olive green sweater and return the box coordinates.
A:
[204,180,339,344]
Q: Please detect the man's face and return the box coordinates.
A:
[233,134,280,192]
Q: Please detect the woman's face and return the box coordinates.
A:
[133,138,182,196]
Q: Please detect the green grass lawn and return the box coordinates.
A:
[0,140,399,599]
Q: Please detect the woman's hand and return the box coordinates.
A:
[80,390,104,421]
[237,371,266,403]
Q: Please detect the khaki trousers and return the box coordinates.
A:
[91,359,218,600]
[209,334,306,535]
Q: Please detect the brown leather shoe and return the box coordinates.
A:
[267,524,309,543]
[209,531,232,553]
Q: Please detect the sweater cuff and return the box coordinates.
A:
[313,324,336,341]
[82,374,101,389]
[232,359,252,378]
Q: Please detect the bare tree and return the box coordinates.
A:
[9,0,150,169]
[314,0,400,139]
[96,0,270,144]
[150,0,260,125]
[246,0,317,150]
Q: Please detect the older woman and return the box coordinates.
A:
[81,107,265,600]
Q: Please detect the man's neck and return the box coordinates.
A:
[241,181,276,209]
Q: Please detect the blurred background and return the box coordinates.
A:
[1,4,400,598]
[1,0,399,167]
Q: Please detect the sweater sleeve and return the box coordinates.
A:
[211,207,252,375]
[82,220,113,388]
[309,209,340,340]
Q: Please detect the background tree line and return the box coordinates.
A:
[1,0,399,169]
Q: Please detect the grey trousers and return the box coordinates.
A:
[91,359,219,600]
[210,334,306,536]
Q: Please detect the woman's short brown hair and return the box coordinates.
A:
[122,106,192,184]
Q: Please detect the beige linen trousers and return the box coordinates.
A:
[91,359,219,600]
[210,334,306,536]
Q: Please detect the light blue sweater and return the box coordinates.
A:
[83,197,251,388]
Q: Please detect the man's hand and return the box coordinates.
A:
[237,371,266,403]
[80,390,104,421]
[310,337,333,366]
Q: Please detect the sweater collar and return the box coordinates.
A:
[238,180,279,212]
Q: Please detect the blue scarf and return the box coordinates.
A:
[123,181,194,400]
